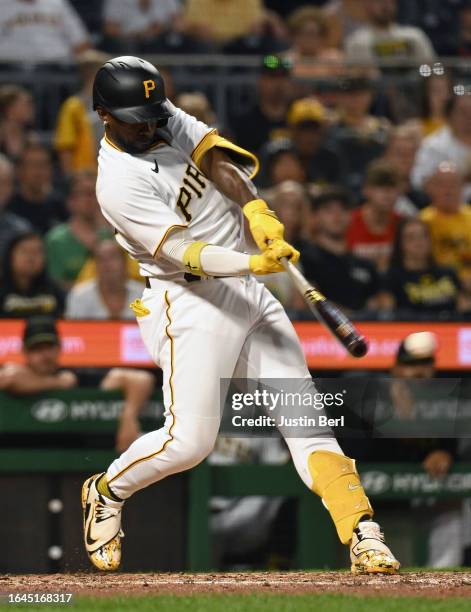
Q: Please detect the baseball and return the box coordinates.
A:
[403,332,437,358]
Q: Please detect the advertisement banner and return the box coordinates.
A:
[0,320,469,369]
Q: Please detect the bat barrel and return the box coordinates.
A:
[314,298,369,359]
[346,335,368,358]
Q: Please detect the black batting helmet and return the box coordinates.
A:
[93,56,173,124]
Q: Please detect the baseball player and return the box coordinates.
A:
[82,56,400,574]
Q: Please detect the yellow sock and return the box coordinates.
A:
[96,474,120,501]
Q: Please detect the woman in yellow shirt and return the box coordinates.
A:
[54,50,107,175]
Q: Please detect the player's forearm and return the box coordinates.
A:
[101,369,154,418]
[161,230,250,275]
[200,245,250,275]
[161,230,295,277]
[6,373,66,395]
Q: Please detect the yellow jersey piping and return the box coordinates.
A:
[104,133,124,152]
[152,224,188,257]
[191,130,260,179]
[104,133,168,154]
[191,128,218,165]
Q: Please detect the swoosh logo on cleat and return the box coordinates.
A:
[86,529,99,548]
[85,503,100,548]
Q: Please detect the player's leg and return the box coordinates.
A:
[233,278,399,573]
[83,279,250,570]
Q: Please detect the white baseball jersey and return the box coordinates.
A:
[0,0,89,62]
[96,101,259,281]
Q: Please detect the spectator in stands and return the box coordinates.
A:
[45,170,111,289]
[175,92,216,128]
[344,0,435,65]
[0,316,155,453]
[324,0,369,48]
[0,155,31,263]
[330,74,390,197]
[261,140,307,188]
[65,240,143,320]
[0,85,37,162]
[379,218,467,315]
[269,181,308,247]
[228,56,292,155]
[347,160,402,273]
[0,0,91,63]
[380,332,462,568]
[283,6,344,79]
[301,188,380,311]
[382,123,429,213]
[184,0,286,52]
[420,162,471,286]
[420,74,451,137]
[412,95,471,194]
[0,232,64,319]
[260,181,309,309]
[286,98,344,186]
[54,50,108,176]
[7,144,66,235]
[102,0,182,54]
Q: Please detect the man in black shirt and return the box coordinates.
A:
[301,188,379,311]
[374,332,461,567]
[228,56,292,155]
[0,154,31,263]
[7,144,67,235]
[287,98,345,186]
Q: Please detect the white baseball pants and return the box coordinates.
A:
[106,275,343,499]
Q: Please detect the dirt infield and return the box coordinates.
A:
[2,572,471,599]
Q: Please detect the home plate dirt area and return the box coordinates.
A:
[3,571,471,598]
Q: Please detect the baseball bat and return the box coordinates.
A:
[280,257,368,358]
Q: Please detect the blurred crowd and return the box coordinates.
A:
[2,0,471,322]
[3,0,471,571]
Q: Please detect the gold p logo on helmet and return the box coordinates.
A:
[143,79,156,99]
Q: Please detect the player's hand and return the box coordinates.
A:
[243,199,284,251]
[116,414,142,453]
[56,370,78,390]
[250,239,300,275]
[422,450,453,479]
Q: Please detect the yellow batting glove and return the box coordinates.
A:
[250,239,300,275]
[243,199,284,251]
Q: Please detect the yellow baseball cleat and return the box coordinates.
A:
[350,521,400,574]
[82,473,124,571]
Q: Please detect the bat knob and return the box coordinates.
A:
[348,336,368,358]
